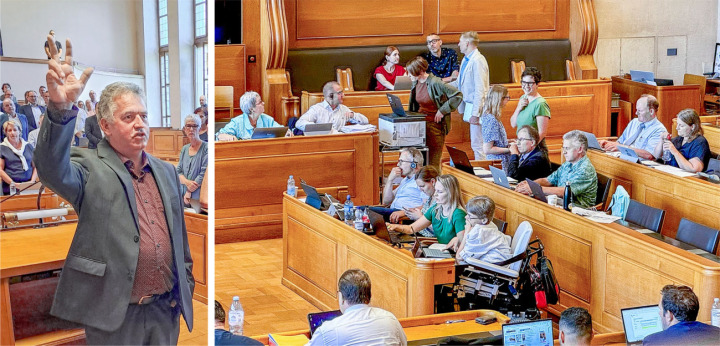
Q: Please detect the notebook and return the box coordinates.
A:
[502,318,553,346]
[303,123,333,136]
[620,305,663,344]
[525,178,548,203]
[386,93,424,117]
[250,126,288,139]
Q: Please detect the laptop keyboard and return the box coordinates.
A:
[423,248,453,258]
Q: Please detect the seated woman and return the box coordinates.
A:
[456,196,511,264]
[387,174,466,249]
[406,56,462,169]
[1,120,37,195]
[510,67,551,150]
[402,165,440,237]
[195,107,209,142]
[374,46,407,91]
[177,114,208,206]
[654,108,711,172]
[216,91,285,141]
[507,125,552,181]
[480,85,512,170]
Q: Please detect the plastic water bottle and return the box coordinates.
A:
[228,296,244,335]
[362,208,370,230]
[343,195,354,223]
[712,297,720,327]
[287,175,297,197]
[563,182,572,211]
[354,208,364,231]
[662,135,672,164]
[9,182,16,195]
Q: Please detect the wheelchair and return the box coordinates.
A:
[436,221,550,320]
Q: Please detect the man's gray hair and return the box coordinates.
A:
[184,113,201,127]
[460,31,479,47]
[563,130,588,152]
[96,82,146,124]
[401,147,424,168]
[239,91,260,115]
[322,81,340,99]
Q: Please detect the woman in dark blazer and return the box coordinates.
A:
[507,125,551,181]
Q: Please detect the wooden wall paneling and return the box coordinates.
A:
[576,0,598,79]
[148,128,186,163]
[185,212,208,304]
[284,0,570,49]
[242,0,263,97]
[214,45,246,119]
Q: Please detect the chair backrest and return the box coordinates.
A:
[565,59,576,80]
[625,199,665,233]
[336,68,355,92]
[683,73,706,108]
[676,218,720,253]
[215,86,234,119]
[511,61,526,83]
[509,221,533,272]
[595,173,612,211]
[492,218,508,234]
[707,158,720,173]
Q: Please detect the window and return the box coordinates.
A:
[194,0,208,101]
[159,0,170,127]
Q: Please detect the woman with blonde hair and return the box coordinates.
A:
[480,84,512,169]
[654,108,711,172]
[388,174,466,249]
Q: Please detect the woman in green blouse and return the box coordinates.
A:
[387,174,466,250]
[510,67,551,149]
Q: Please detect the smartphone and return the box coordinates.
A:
[475,316,497,325]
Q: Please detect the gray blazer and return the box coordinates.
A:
[449,48,490,118]
[33,109,194,332]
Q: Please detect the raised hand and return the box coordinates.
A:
[46,35,93,110]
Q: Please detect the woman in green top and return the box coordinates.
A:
[510,67,551,148]
[387,174,466,249]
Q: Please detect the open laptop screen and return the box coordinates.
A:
[621,305,663,343]
[307,310,342,336]
[502,318,552,346]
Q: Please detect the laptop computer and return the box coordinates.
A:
[618,146,641,163]
[368,210,416,245]
[620,305,663,344]
[630,70,655,85]
[304,123,333,136]
[580,131,605,151]
[393,76,413,90]
[489,165,517,189]
[446,146,493,178]
[300,182,343,218]
[250,126,288,139]
[307,310,342,336]
[502,318,553,346]
[525,178,548,203]
[386,93,424,117]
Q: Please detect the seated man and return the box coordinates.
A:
[295,81,369,132]
[516,130,598,208]
[214,301,262,346]
[599,94,666,160]
[372,147,427,222]
[307,269,407,346]
[643,285,720,345]
[559,307,593,346]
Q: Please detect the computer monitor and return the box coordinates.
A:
[630,70,655,85]
[502,318,553,346]
[621,305,663,344]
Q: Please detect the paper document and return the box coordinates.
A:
[641,160,660,166]
[572,207,621,223]
[397,123,423,138]
[339,124,376,133]
[652,165,697,177]
[428,243,448,250]
[462,102,474,122]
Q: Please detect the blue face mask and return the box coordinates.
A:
[607,185,630,219]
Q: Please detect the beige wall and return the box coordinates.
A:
[594,0,718,84]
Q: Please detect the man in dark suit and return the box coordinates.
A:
[34,35,194,345]
[643,285,720,345]
[19,90,45,132]
[0,98,29,141]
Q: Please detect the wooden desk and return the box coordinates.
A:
[587,150,720,245]
[302,79,612,166]
[282,194,456,318]
[147,128,188,163]
[215,132,379,243]
[702,124,720,154]
[442,164,720,333]
[612,76,702,131]
[1,214,208,345]
[252,310,510,345]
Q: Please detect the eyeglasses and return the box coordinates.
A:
[503,96,511,100]
[184,124,199,129]
[426,39,440,45]
[521,81,537,86]
[517,137,533,142]
[397,159,415,165]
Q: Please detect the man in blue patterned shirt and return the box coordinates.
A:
[421,34,460,82]
[516,130,598,208]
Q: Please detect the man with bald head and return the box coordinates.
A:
[295,81,369,132]
[599,94,667,160]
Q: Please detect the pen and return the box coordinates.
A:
[445,319,466,324]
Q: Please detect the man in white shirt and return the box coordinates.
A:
[296,81,369,132]
[372,147,426,222]
[306,269,407,346]
[599,94,666,160]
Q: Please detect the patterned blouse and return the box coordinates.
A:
[480,112,510,170]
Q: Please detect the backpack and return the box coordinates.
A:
[538,255,560,305]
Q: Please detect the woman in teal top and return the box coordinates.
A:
[388,174,466,249]
[510,67,551,148]
[216,91,285,140]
